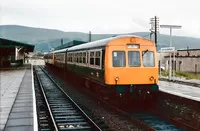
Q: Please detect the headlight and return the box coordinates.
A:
[149,76,154,81]
[115,76,119,81]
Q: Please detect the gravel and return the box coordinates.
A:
[44,65,200,130]
[154,92,200,129]
[44,66,142,131]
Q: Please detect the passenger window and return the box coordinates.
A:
[90,52,94,65]
[128,51,140,67]
[79,53,82,63]
[73,53,75,62]
[67,54,69,62]
[87,52,89,64]
[83,52,86,63]
[76,53,78,63]
[143,51,155,67]
[102,50,105,69]
[95,51,101,66]
[70,53,72,62]
[71,53,74,62]
[112,51,126,67]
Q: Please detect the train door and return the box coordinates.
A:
[65,49,68,71]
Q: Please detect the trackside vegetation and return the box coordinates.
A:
[161,71,200,80]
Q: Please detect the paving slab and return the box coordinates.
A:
[13,103,33,107]
[12,106,33,113]
[0,65,37,131]
[0,69,26,131]
[3,68,35,131]
[6,118,33,127]
[9,112,33,119]
[4,126,33,131]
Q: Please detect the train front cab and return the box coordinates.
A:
[104,37,159,100]
[44,52,54,68]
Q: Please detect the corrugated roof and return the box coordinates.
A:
[0,38,35,52]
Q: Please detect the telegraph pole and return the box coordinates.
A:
[155,16,157,47]
[61,38,63,46]
[150,16,159,47]
[89,31,91,42]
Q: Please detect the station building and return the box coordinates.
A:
[0,38,35,67]
[157,49,200,73]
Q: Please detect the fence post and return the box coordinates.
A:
[195,64,197,74]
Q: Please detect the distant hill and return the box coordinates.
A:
[0,25,200,52]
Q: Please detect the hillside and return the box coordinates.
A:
[0,25,200,52]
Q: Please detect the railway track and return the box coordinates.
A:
[129,110,185,130]
[34,65,102,131]
[98,98,189,131]
[34,69,55,130]
[43,65,199,131]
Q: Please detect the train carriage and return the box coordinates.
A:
[45,35,159,101]
[53,48,67,69]
[44,52,54,65]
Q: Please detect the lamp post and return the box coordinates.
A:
[160,25,182,81]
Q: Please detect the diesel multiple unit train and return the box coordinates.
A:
[44,35,159,102]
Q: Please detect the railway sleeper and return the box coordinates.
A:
[56,118,85,123]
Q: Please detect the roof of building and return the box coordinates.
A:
[0,38,35,52]
[54,40,87,50]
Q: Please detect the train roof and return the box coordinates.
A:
[67,35,143,51]
[52,48,68,54]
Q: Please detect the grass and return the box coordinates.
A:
[161,71,200,80]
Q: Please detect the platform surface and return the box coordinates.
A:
[0,65,36,131]
[158,80,200,102]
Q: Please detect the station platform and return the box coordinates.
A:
[158,80,200,102]
[0,64,37,131]
[159,75,200,86]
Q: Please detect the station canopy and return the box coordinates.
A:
[0,37,35,52]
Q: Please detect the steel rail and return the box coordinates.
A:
[35,67,59,131]
[38,65,102,131]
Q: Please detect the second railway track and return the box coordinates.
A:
[34,65,102,131]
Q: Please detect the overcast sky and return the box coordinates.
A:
[1,0,200,38]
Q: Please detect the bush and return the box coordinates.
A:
[161,71,168,76]
[175,71,200,80]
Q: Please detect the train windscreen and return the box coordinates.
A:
[142,51,155,67]
[112,51,126,67]
[128,51,141,67]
